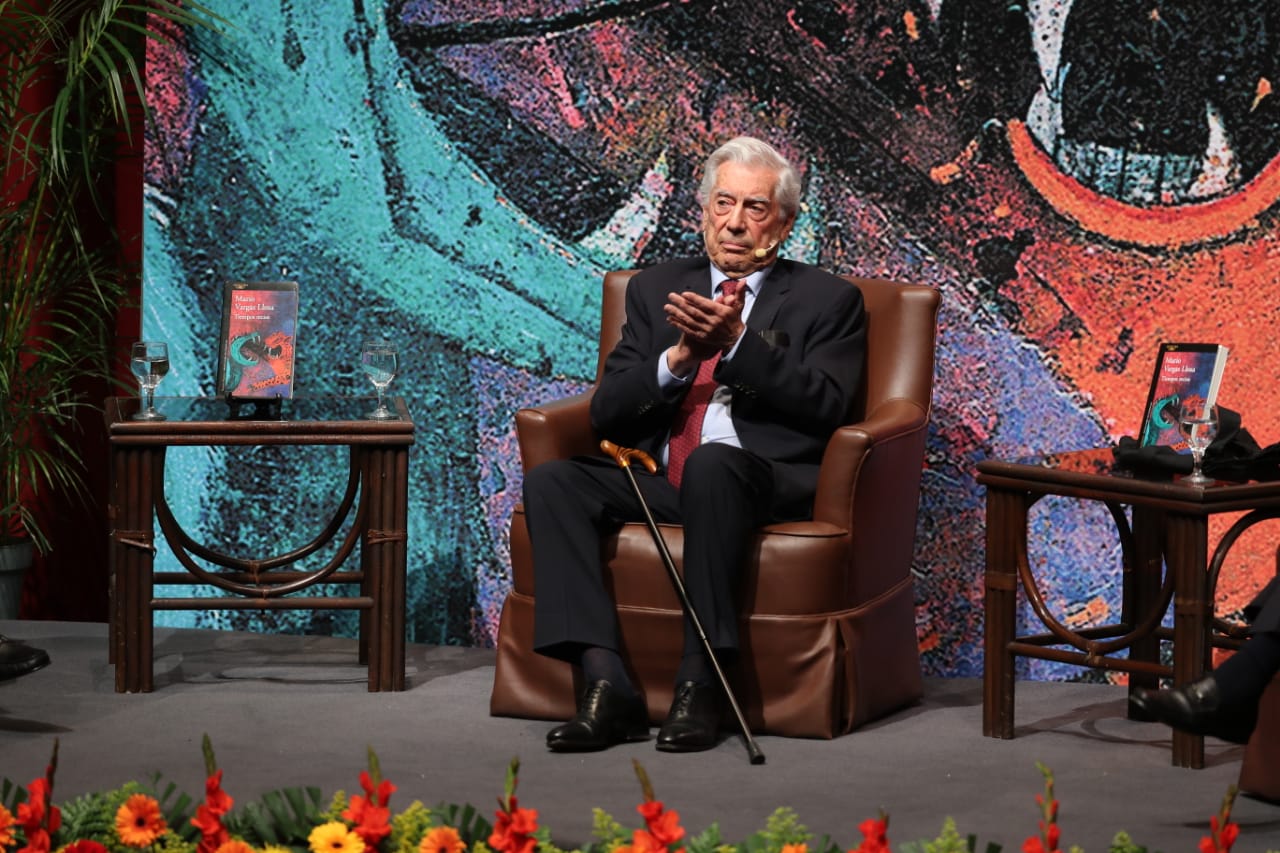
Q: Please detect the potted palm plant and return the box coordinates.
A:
[0,0,221,618]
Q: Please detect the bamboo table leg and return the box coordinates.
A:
[1166,511,1210,768]
[112,446,158,693]
[984,485,1027,739]
[361,445,409,691]
[1126,506,1166,704]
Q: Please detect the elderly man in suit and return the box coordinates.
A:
[523,136,867,753]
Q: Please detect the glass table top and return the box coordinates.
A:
[108,395,411,426]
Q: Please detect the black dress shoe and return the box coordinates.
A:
[1130,675,1258,744]
[546,679,649,752]
[0,635,51,682]
[656,681,721,752]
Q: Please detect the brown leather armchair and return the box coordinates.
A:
[489,270,940,738]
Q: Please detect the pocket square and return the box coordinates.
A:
[760,329,790,348]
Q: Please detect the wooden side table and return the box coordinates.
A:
[978,448,1280,768]
[105,396,414,692]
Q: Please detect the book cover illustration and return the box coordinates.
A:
[217,281,299,399]
[1138,342,1229,450]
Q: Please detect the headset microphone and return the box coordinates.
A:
[753,240,779,259]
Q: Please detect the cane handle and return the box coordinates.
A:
[600,440,659,474]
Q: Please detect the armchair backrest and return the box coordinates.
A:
[595,270,939,421]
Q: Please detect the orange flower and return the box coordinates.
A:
[781,844,808,853]
[418,826,466,853]
[0,804,16,847]
[115,794,168,847]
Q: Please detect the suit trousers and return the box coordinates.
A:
[1247,577,1280,634]
[524,442,776,663]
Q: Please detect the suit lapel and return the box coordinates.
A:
[747,262,791,331]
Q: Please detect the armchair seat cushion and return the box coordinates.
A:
[510,509,851,614]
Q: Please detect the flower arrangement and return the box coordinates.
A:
[0,739,1253,853]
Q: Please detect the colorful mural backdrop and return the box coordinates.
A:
[143,0,1280,678]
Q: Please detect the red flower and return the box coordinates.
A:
[489,761,539,853]
[489,794,539,853]
[192,772,232,851]
[192,802,232,853]
[1022,764,1062,853]
[616,829,671,853]
[192,737,233,853]
[1200,787,1240,853]
[848,815,890,853]
[63,842,108,853]
[205,770,234,816]
[16,772,62,853]
[637,800,685,849]
[342,768,396,852]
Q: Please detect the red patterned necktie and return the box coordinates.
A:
[666,280,739,488]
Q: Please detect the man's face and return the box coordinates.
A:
[701,160,795,277]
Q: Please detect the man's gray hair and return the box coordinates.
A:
[698,136,801,220]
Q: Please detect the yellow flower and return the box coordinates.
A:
[0,803,15,847]
[419,826,466,853]
[215,841,257,853]
[261,846,293,853]
[115,794,168,847]
[308,821,365,853]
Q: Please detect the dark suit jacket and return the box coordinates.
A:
[588,257,867,512]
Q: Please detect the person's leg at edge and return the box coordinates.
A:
[658,444,773,752]
[523,457,679,751]
[1131,630,1280,743]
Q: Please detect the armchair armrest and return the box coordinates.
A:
[811,397,930,603]
[812,397,930,527]
[514,390,598,472]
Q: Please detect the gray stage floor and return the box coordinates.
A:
[2,620,1278,852]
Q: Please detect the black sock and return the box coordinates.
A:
[1213,631,1280,705]
[579,646,637,696]
[675,650,716,687]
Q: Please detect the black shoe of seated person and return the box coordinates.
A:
[1129,675,1259,745]
[656,680,722,752]
[546,679,650,752]
[0,635,51,683]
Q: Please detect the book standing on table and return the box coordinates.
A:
[216,281,300,400]
[1138,341,1229,451]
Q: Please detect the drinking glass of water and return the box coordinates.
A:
[1177,400,1219,486]
[361,338,398,420]
[130,341,170,421]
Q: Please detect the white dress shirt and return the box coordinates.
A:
[657,265,769,464]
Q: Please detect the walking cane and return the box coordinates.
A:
[600,439,766,765]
